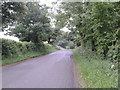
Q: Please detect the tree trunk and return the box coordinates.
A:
[81,38,85,49]
[48,37,51,44]
[91,39,96,51]
[80,33,85,49]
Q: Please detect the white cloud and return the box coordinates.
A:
[39,0,57,7]
[0,31,19,42]
[60,27,71,32]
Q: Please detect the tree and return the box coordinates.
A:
[9,2,51,45]
[54,2,120,60]
[1,2,27,29]
[55,2,86,48]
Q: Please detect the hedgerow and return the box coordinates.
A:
[1,38,40,60]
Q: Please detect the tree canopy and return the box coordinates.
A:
[1,2,59,46]
[55,2,120,61]
[1,1,119,61]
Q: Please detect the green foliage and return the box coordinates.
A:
[1,39,59,66]
[55,2,120,61]
[1,2,27,29]
[1,38,37,59]
[73,49,118,88]
[2,51,41,66]
[2,2,59,45]
[108,45,120,62]
[44,44,60,53]
[8,2,51,44]
[53,31,75,49]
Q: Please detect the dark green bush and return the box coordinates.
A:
[1,38,38,60]
[107,45,120,62]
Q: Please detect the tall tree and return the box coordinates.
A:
[54,2,120,60]
[1,2,27,29]
[9,2,51,45]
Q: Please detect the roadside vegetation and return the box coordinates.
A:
[73,49,118,88]
[1,38,59,66]
[1,2,63,66]
[1,1,119,88]
[55,2,119,88]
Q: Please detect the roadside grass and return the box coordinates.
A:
[2,51,42,66]
[73,49,118,88]
[2,44,59,66]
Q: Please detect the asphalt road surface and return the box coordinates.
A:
[2,50,78,88]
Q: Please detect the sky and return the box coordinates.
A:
[39,0,57,6]
[0,31,19,41]
[0,0,70,41]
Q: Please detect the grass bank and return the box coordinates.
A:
[73,49,118,88]
[2,44,59,66]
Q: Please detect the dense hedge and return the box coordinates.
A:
[1,38,41,60]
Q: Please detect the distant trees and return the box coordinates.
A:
[53,31,75,49]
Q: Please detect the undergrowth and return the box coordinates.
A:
[73,49,118,88]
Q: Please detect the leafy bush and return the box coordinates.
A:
[1,40,59,66]
[107,45,120,62]
[1,38,38,60]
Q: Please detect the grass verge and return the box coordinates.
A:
[73,49,118,88]
[2,48,58,66]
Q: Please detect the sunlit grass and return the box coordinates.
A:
[73,49,118,88]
